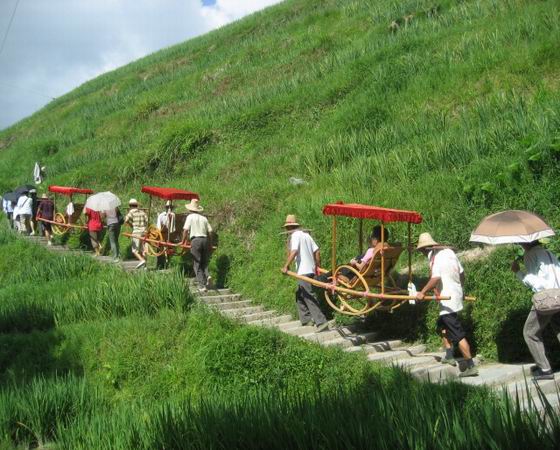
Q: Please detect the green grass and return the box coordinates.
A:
[0,1,560,440]
[1,0,558,360]
[0,227,558,448]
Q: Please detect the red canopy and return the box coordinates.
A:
[323,202,423,224]
[141,186,199,201]
[48,185,94,196]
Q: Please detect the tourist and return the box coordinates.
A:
[105,206,122,262]
[281,214,329,332]
[512,240,560,381]
[125,198,148,268]
[181,199,213,291]
[83,207,103,256]
[415,232,478,377]
[2,197,13,229]
[157,201,176,234]
[36,193,54,245]
[15,191,32,235]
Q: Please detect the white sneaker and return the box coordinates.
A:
[47,241,52,246]
[135,261,146,269]
[206,276,213,289]
[30,232,36,236]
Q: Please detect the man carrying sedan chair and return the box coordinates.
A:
[182,199,213,292]
[415,232,478,377]
[281,215,329,333]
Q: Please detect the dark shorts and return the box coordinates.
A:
[436,313,466,344]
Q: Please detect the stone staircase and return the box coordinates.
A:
[22,234,560,412]
[193,281,560,413]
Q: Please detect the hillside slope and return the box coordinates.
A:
[1,0,559,360]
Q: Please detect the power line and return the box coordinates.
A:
[0,0,21,58]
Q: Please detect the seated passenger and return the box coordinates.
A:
[156,201,176,234]
[337,226,390,281]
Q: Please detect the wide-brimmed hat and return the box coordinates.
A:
[129,198,138,206]
[282,214,300,228]
[186,199,203,212]
[165,200,174,208]
[41,193,48,199]
[416,232,440,250]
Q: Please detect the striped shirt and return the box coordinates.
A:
[125,208,148,233]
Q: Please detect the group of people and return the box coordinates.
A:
[281,215,560,380]
[2,189,214,290]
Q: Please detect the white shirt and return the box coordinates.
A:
[157,211,176,233]
[105,208,119,226]
[16,195,32,216]
[290,230,319,276]
[183,213,212,238]
[430,248,464,316]
[517,246,560,293]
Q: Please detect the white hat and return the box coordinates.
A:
[165,200,173,208]
[186,199,203,212]
[129,198,138,206]
[416,232,440,250]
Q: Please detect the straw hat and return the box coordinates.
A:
[165,200,174,208]
[282,214,300,228]
[186,199,203,212]
[41,193,48,199]
[129,198,138,206]
[416,232,440,250]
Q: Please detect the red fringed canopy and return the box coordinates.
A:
[323,202,422,224]
[48,186,94,196]
[141,186,199,201]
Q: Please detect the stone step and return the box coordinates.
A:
[458,364,532,387]
[368,350,411,363]
[238,310,278,322]
[277,320,305,331]
[393,355,439,369]
[196,289,233,297]
[246,314,294,327]
[365,340,404,353]
[201,294,242,304]
[502,372,560,402]
[284,325,318,337]
[221,306,264,317]
[212,300,253,311]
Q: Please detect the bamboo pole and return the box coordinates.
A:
[381,222,385,295]
[359,219,363,255]
[37,217,86,230]
[331,216,337,275]
[284,271,476,302]
[408,222,412,283]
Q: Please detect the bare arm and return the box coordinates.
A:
[416,276,441,300]
[314,250,321,273]
[181,228,189,245]
[282,250,298,274]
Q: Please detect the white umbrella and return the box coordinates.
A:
[85,192,121,212]
[470,210,555,245]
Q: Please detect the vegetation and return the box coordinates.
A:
[0,0,559,360]
[0,229,558,449]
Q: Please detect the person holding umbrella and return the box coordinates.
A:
[85,192,122,260]
[415,233,478,377]
[15,190,33,235]
[471,210,559,381]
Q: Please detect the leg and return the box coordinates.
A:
[457,338,473,360]
[132,237,146,263]
[523,308,553,372]
[295,284,313,325]
[298,278,327,326]
[191,239,206,288]
[108,225,119,259]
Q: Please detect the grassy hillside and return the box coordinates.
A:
[1,0,560,360]
[0,228,559,449]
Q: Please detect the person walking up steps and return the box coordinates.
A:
[512,240,560,381]
[181,199,213,291]
[125,199,148,269]
[415,232,478,377]
[36,193,54,245]
[281,214,329,333]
